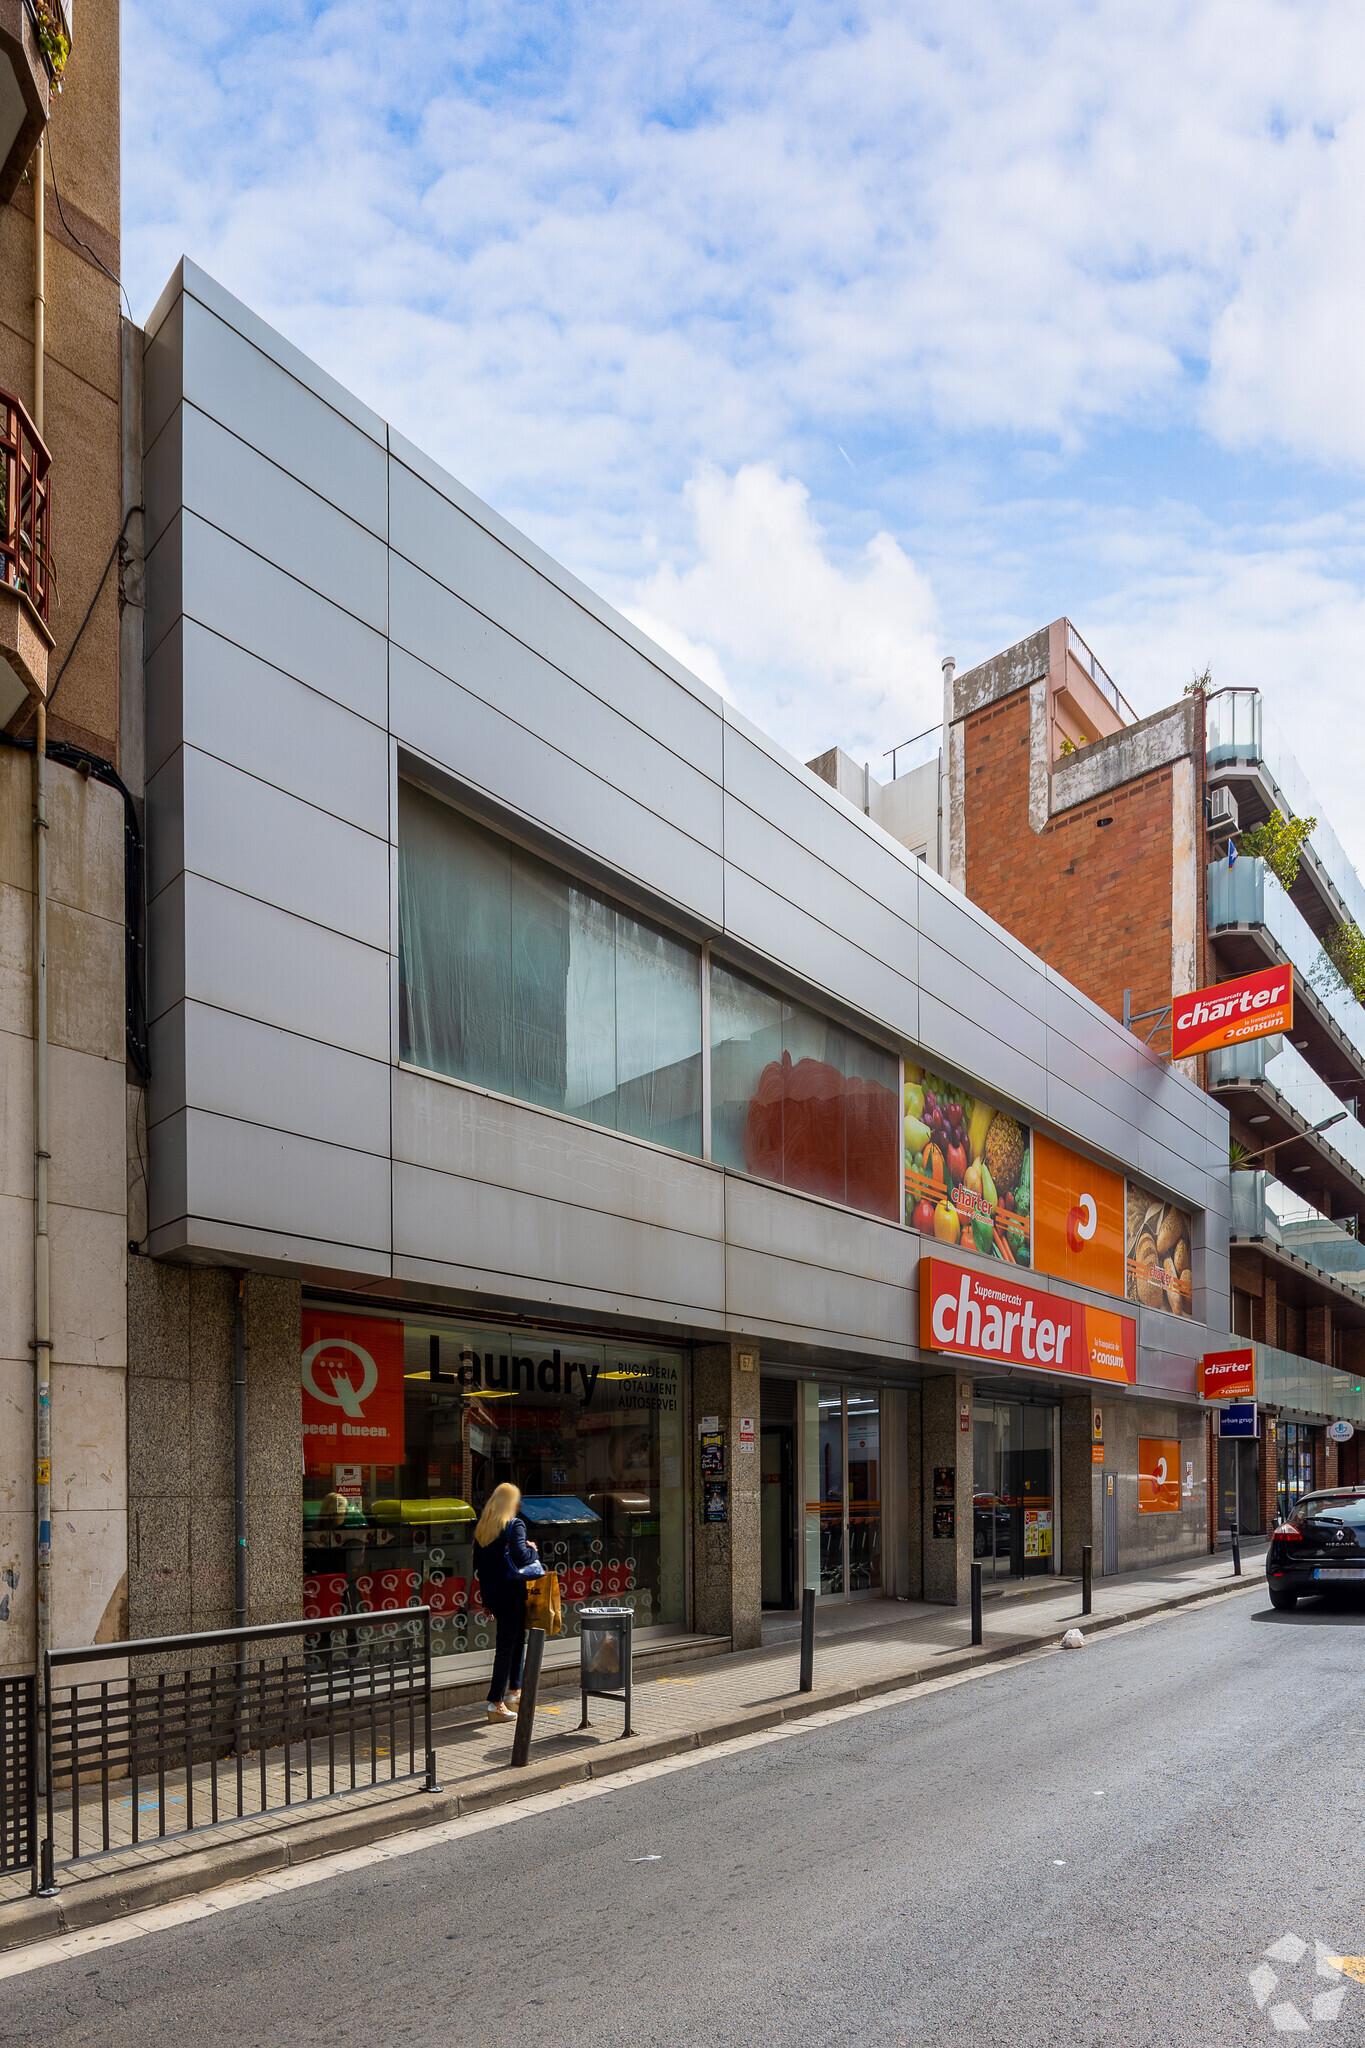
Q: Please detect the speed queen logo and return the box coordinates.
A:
[301,1311,405,1471]
[1171,964,1292,1061]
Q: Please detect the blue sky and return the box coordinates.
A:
[122,0,1365,864]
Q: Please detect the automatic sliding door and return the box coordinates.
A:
[847,1393,881,1592]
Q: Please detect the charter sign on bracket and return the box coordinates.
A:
[1171,964,1292,1061]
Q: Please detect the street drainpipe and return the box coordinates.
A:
[234,1275,247,1630]
[33,135,51,1686]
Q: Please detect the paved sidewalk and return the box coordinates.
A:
[0,1543,1267,1950]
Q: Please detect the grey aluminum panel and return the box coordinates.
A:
[164,873,390,1061]
[1134,1133,1206,1213]
[723,722,921,922]
[722,794,917,990]
[142,401,182,553]
[392,1072,722,1240]
[147,1109,189,1234]
[390,1254,724,1336]
[174,1107,391,1253]
[181,260,387,446]
[917,932,1048,1072]
[145,748,184,906]
[180,514,387,727]
[144,510,183,664]
[917,887,1051,1035]
[180,405,387,631]
[1041,1038,1143,1160]
[146,872,186,1027]
[151,622,389,837]
[150,1000,391,1156]
[391,645,725,929]
[725,1246,911,1354]
[917,988,1048,1123]
[393,1161,725,1319]
[388,460,723,778]
[149,1211,391,1281]
[389,554,721,847]
[147,1002,187,1132]
[722,1174,912,1288]
[175,747,389,951]
[181,296,387,537]
[1041,1073,1137,1173]
[143,290,184,453]
[720,865,915,1046]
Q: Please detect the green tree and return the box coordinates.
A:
[1237,811,1317,893]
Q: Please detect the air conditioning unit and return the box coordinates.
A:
[1207,784,1239,834]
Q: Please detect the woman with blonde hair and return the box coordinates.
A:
[472,1483,545,1723]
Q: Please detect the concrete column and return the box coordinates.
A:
[1252,1270,1278,1349]
[921,1372,973,1604]
[1059,1395,1098,1575]
[690,1341,761,1649]
[1305,1304,1332,1366]
[1260,1412,1279,1530]
[906,1388,923,1599]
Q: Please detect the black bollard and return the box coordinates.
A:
[1082,1544,1093,1616]
[510,1627,546,1769]
[1232,1528,1242,1578]
[798,1586,816,1693]
[971,1560,983,1646]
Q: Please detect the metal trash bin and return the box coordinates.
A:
[577,1605,633,1737]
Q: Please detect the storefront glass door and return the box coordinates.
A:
[802,1384,883,1599]
[972,1398,1055,1578]
[1277,1422,1316,1523]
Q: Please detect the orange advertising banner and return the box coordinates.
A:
[919,1257,1136,1384]
[1170,964,1292,1061]
[1199,1347,1256,1401]
[1032,1133,1125,1298]
[1138,1436,1181,1513]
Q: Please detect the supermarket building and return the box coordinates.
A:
[123,262,1234,1671]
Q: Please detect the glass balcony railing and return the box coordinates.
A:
[1209,1036,1365,1192]
[1231,1170,1365,1295]
[1206,688,1365,936]
[1252,1343,1365,1427]
[1207,856,1365,1072]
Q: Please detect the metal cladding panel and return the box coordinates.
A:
[918,878,1051,1025]
[147,1109,189,1234]
[392,1071,722,1239]
[388,553,722,850]
[722,1173,912,1289]
[720,864,914,1047]
[916,932,1049,1074]
[179,513,388,727]
[388,457,724,781]
[180,294,387,538]
[143,509,182,663]
[171,1107,391,1254]
[156,620,389,836]
[142,289,184,453]
[1041,1072,1138,1173]
[392,1161,726,1320]
[1133,1082,1213,1170]
[725,1245,912,1355]
[1042,978,1148,1110]
[917,987,1048,1124]
[178,405,387,631]
[175,747,389,951]
[391,646,725,929]
[150,1000,391,1156]
[174,874,390,1062]
[723,721,921,922]
[1041,1028,1145,1146]
[146,872,186,1027]
[145,746,184,906]
[721,793,917,992]
[1134,1133,1206,1214]
[142,401,182,553]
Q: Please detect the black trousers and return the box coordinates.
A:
[488,1585,527,1703]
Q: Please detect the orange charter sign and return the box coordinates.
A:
[1199,1347,1256,1401]
[1171,964,1292,1061]
[920,1257,1136,1384]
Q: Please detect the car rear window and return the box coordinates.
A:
[1292,1496,1365,1528]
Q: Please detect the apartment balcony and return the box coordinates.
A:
[1207,856,1365,1090]
[0,0,68,205]
[0,384,52,720]
[1209,1035,1365,1216]
[1250,1341,1365,1428]
[1206,687,1365,945]
[1231,1168,1365,1327]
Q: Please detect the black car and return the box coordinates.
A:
[1266,1489,1365,1609]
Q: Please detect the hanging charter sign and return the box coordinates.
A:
[1199,1347,1256,1401]
[1171,965,1292,1060]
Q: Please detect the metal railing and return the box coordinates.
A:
[1209,1036,1365,1195]
[0,387,52,624]
[1207,856,1365,1074]
[1065,622,1137,724]
[1231,1169,1365,1302]
[884,725,942,780]
[1,1676,37,1882]
[34,1610,437,1894]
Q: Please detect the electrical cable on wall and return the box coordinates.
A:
[46,505,143,706]
[44,128,132,321]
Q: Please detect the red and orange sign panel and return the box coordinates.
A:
[1171,964,1292,1061]
[1199,1347,1256,1401]
[1032,1133,1125,1298]
[1138,1437,1181,1514]
[301,1310,406,1472]
[919,1257,1136,1384]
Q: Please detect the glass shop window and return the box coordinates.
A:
[709,960,900,1219]
[301,1306,686,1662]
[398,781,703,1156]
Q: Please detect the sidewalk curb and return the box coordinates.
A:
[0,1568,1260,1955]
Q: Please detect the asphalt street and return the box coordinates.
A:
[5,1584,1365,2048]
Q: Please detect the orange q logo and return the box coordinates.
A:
[1066,1193,1097,1253]
[1034,1135,1124,1298]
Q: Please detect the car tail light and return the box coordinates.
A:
[1273,1523,1302,1542]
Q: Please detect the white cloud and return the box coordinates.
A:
[623,464,941,766]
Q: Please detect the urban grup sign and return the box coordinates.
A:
[919,1257,1136,1384]
[1198,1346,1256,1401]
[1171,964,1293,1061]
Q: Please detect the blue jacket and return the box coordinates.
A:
[473,1516,539,1609]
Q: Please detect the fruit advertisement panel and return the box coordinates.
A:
[1125,1189,1193,1319]
[904,1062,1031,1267]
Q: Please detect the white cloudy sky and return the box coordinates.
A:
[120,0,1365,864]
